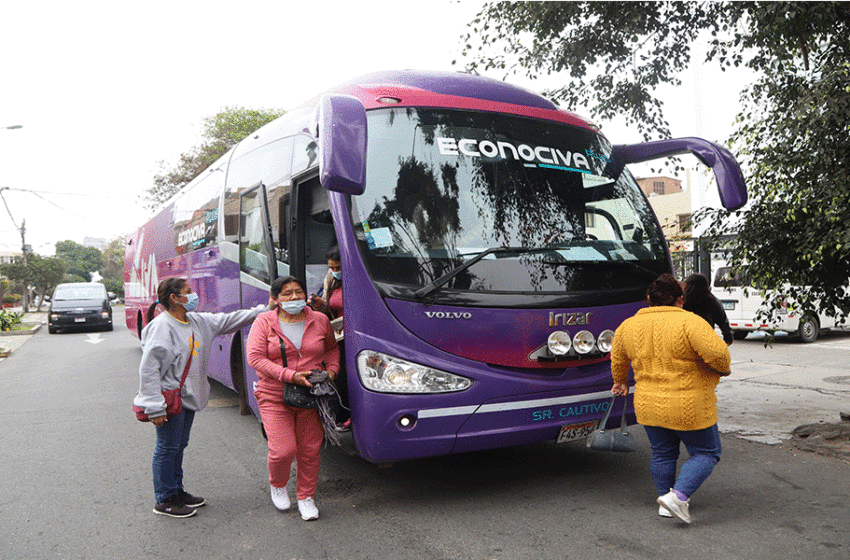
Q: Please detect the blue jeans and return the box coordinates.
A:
[643,423,721,499]
[152,409,195,503]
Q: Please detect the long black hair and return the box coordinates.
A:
[682,273,718,315]
[146,277,187,324]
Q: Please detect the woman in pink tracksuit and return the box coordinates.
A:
[246,275,339,521]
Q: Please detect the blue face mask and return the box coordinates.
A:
[331,270,342,281]
[279,299,306,315]
[181,292,200,312]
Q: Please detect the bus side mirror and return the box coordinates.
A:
[318,94,367,196]
[612,137,748,211]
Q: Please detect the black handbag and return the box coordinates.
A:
[284,382,318,409]
[586,395,635,452]
[277,335,319,409]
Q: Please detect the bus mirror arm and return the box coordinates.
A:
[612,137,748,211]
[318,94,367,196]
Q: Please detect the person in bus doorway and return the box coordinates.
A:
[246,275,340,521]
[308,246,350,429]
[682,273,734,345]
[309,246,343,320]
[610,273,731,524]
[134,277,273,518]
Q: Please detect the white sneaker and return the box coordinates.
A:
[270,486,290,511]
[297,497,319,521]
[658,505,673,517]
[657,490,691,523]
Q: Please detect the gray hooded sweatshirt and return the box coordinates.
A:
[134,304,267,419]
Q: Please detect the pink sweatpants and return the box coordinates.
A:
[256,391,325,500]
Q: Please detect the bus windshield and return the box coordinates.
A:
[349,108,668,298]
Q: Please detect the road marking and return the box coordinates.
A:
[85,334,104,344]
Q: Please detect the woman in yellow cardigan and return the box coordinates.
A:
[611,273,731,524]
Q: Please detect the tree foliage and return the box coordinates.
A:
[460,1,850,319]
[0,254,66,311]
[28,255,67,311]
[145,106,285,208]
[55,240,102,283]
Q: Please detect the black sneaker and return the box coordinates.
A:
[177,489,206,508]
[153,499,196,518]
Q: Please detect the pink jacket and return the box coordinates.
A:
[246,307,340,394]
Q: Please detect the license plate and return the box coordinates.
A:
[75,317,86,323]
[556,420,599,444]
[722,302,735,310]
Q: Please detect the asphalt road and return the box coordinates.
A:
[1,308,848,560]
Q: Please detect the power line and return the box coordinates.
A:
[0,185,135,200]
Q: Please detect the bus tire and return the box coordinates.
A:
[797,315,819,343]
[136,311,144,339]
[732,330,748,340]
[230,334,251,416]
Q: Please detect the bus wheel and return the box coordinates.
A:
[732,330,748,341]
[230,335,251,416]
[136,311,144,338]
[797,315,819,343]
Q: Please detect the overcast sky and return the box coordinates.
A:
[0,0,751,256]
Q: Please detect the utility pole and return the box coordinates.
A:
[20,218,28,313]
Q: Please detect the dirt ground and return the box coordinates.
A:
[791,416,850,462]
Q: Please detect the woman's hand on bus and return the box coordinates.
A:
[611,383,629,397]
[292,371,312,387]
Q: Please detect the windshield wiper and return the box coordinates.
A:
[415,246,543,299]
[542,259,661,280]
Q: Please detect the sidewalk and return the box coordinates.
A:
[0,309,47,359]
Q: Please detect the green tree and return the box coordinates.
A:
[145,106,286,208]
[460,1,850,320]
[28,254,67,311]
[0,259,26,302]
[55,240,103,282]
[99,235,126,298]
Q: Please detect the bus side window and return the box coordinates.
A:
[224,137,293,242]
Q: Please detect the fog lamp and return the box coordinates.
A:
[547,331,572,355]
[573,330,596,354]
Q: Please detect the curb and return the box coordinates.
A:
[0,324,41,358]
[0,323,42,337]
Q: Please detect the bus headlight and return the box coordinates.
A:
[547,331,572,355]
[357,351,472,393]
[596,330,615,353]
[572,330,596,354]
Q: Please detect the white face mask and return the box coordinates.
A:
[331,270,342,281]
[279,299,306,315]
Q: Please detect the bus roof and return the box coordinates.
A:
[313,69,599,130]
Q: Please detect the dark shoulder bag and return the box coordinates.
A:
[278,335,318,409]
[586,395,635,452]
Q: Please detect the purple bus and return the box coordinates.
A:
[124,70,746,463]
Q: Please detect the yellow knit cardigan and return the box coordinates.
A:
[611,306,731,431]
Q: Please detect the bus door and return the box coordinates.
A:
[238,182,277,305]
[285,173,337,294]
[290,172,347,395]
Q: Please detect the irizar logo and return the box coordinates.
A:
[424,311,473,319]
[549,311,592,327]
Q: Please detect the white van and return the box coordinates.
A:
[711,266,837,343]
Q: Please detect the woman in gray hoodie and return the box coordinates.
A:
[134,277,273,518]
